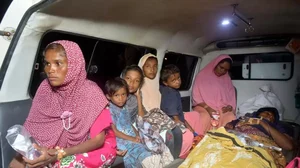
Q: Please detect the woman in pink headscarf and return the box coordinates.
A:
[191,54,236,135]
[9,40,116,168]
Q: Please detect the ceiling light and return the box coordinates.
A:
[222,19,230,26]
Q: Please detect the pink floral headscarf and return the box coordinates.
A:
[192,54,236,112]
[24,40,108,148]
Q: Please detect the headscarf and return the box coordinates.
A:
[192,54,236,112]
[138,53,161,111]
[24,40,108,148]
[253,107,292,136]
[254,107,280,124]
[251,107,285,136]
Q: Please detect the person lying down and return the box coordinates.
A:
[179,107,294,168]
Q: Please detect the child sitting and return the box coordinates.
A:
[138,54,183,144]
[138,53,161,111]
[160,64,203,158]
[105,77,173,168]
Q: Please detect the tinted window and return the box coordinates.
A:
[30,31,156,97]
[162,52,198,90]
[87,41,156,90]
[30,32,97,97]
[229,52,294,80]
[0,0,12,22]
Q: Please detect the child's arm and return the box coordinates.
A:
[172,115,184,124]
[117,149,127,157]
[173,115,195,133]
[135,89,145,117]
[132,125,141,143]
[111,124,138,142]
[184,120,195,134]
[132,125,139,136]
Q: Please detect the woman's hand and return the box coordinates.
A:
[23,144,56,168]
[237,118,261,127]
[47,148,58,157]
[206,107,217,118]
[117,149,127,157]
[222,105,233,113]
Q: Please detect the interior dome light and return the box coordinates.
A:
[222,19,230,26]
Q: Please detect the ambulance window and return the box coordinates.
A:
[229,52,294,80]
[30,31,156,97]
[30,31,98,97]
[88,41,156,90]
[162,52,198,90]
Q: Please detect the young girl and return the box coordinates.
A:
[105,77,173,168]
[138,53,161,111]
[138,54,202,158]
[136,55,183,132]
[121,65,183,158]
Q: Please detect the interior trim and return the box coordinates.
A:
[0,0,56,90]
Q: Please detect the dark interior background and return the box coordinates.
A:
[0,0,12,23]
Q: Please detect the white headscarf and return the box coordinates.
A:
[138,53,161,111]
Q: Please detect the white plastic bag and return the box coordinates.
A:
[237,84,284,119]
[227,129,282,152]
[6,125,41,160]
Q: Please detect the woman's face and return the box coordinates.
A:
[44,49,68,87]
[214,61,231,77]
[258,111,275,123]
[143,57,158,79]
[123,70,142,93]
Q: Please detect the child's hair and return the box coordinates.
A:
[121,65,144,86]
[105,77,129,96]
[160,64,180,83]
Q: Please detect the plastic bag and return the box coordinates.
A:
[227,128,282,152]
[6,125,41,160]
[237,84,284,119]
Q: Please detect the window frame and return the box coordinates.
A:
[28,30,157,98]
[162,51,199,91]
[229,52,294,81]
[0,0,54,91]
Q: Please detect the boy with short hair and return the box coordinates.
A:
[160,64,197,136]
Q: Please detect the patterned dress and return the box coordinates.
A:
[109,103,152,168]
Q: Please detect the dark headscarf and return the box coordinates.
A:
[227,107,291,137]
[254,107,280,124]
